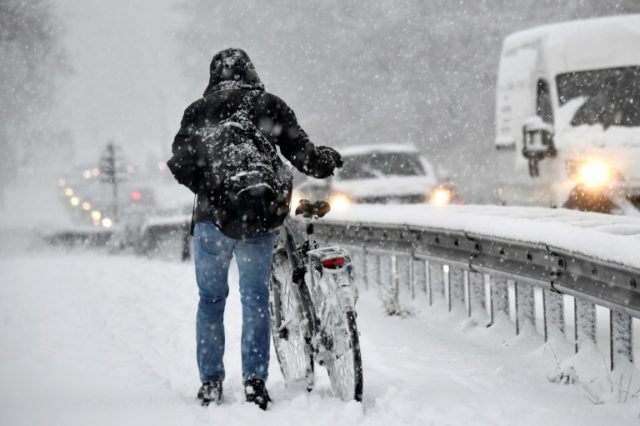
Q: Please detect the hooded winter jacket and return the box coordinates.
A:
[168,48,338,226]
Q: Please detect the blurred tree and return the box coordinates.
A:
[175,0,636,198]
[0,0,65,196]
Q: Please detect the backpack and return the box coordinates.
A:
[196,90,293,239]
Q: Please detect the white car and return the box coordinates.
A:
[293,144,454,210]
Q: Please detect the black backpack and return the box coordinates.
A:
[196,90,293,239]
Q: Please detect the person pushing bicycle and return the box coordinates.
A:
[167,48,342,410]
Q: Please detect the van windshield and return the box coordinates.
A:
[338,153,425,180]
[556,66,640,128]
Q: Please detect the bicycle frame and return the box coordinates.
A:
[270,210,363,401]
[278,216,356,359]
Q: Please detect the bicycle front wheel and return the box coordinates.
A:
[325,309,363,401]
[269,249,314,387]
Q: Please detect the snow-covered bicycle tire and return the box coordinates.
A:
[325,310,363,402]
[269,250,315,387]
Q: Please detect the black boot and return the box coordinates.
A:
[197,380,223,406]
[244,378,271,410]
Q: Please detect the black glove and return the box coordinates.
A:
[317,146,343,168]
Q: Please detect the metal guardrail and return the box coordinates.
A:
[138,219,191,261]
[312,220,639,371]
[140,215,639,371]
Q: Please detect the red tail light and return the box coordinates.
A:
[322,257,346,268]
[131,191,142,202]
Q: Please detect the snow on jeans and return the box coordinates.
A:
[194,221,274,383]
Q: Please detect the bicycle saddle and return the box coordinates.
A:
[294,199,331,218]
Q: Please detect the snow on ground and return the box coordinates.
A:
[1,251,639,426]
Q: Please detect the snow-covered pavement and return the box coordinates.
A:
[1,251,638,425]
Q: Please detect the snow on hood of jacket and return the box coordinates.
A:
[203,48,265,97]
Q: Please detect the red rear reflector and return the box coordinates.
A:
[131,191,142,201]
[322,257,346,268]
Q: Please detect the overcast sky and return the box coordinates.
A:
[53,0,190,165]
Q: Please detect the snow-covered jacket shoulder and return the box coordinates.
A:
[169,89,335,190]
[167,89,336,223]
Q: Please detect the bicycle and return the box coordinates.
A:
[269,199,363,402]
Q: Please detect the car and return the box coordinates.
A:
[292,144,455,210]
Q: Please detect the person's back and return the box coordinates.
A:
[167,48,341,410]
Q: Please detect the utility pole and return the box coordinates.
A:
[99,141,123,223]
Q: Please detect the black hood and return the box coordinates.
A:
[203,48,264,97]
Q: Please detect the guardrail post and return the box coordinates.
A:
[365,252,380,294]
[574,299,596,353]
[610,309,634,370]
[411,257,427,302]
[464,271,471,317]
[444,265,451,311]
[429,262,445,305]
[469,271,486,318]
[352,248,368,291]
[424,261,432,306]
[490,276,509,325]
[379,254,399,315]
[400,255,413,295]
[542,289,564,341]
[396,255,412,308]
[515,282,535,335]
[450,267,465,310]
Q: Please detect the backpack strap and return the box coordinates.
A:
[189,194,197,236]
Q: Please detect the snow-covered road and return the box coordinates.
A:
[1,252,638,425]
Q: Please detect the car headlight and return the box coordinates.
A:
[569,159,615,190]
[578,160,611,189]
[329,192,352,211]
[429,187,452,206]
[291,191,305,212]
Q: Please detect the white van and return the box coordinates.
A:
[494,15,640,213]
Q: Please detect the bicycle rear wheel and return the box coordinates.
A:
[269,249,314,387]
[324,309,363,401]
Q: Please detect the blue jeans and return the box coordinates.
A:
[193,221,275,383]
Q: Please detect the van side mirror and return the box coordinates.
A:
[522,116,556,177]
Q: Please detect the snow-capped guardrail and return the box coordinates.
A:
[140,204,640,370]
[314,204,640,371]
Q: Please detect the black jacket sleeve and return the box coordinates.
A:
[259,94,337,179]
[167,102,202,194]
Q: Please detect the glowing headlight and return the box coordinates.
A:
[329,193,352,211]
[101,218,113,228]
[82,202,91,211]
[64,187,74,197]
[291,191,304,212]
[577,160,611,189]
[70,196,80,207]
[429,188,452,206]
[91,210,102,221]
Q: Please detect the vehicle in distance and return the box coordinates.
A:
[494,14,640,214]
[292,144,455,210]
